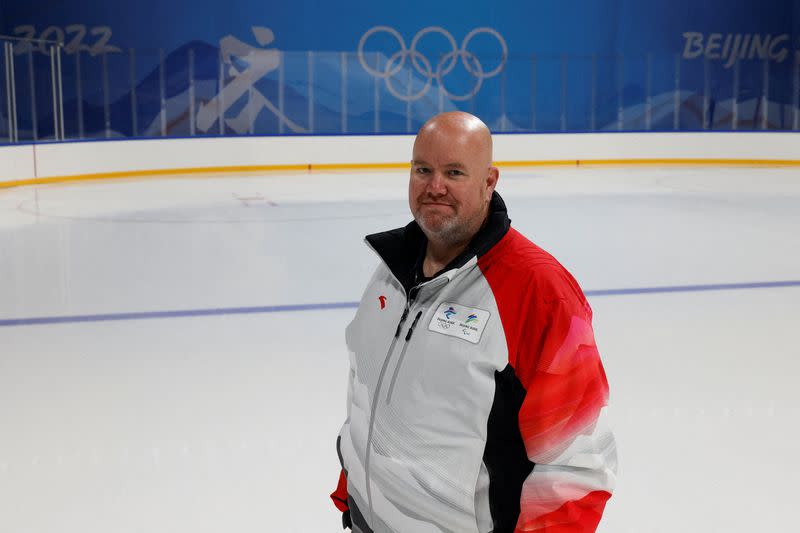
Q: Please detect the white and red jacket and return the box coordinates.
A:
[331,193,617,532]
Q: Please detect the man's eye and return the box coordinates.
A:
[416,167,430,174]
[448,169,464,177]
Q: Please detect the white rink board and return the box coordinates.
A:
[1,131,799,184]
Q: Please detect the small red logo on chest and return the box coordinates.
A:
[378,295,387,309]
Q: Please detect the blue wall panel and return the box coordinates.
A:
[1,0,798,140]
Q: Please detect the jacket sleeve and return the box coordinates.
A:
[513,296,617,532]
[330,467,349,512]
[331,349,356,527]
[330,466,351,529]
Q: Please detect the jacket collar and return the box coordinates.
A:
[365,191,511,293]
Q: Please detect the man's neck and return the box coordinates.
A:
[422,239,470,278]
[420,208,491,278]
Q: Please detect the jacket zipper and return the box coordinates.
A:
[364,288,417,526]
[384,276,448,406]
[384,310,423,405]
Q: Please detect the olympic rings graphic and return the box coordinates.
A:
[357,26,508,102]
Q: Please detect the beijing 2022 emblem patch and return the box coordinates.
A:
[428,302,490,344]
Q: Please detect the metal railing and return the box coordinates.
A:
[2,36,799,144]
[2,35,67,143]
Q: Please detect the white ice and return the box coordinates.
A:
[1,166,799,533]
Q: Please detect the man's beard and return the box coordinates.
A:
[414,207,480,247]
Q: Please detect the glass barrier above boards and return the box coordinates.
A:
[2,39,799,144]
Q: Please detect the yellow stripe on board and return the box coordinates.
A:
[576,158,800,167]
[2,158,799,189]
[498,158,800,167]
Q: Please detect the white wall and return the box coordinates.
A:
[0,144,35,182]
[1,132,799,186]
[493,132,800,162]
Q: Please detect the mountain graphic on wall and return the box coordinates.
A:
[35,40,458,139]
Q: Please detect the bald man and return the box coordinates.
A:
[331,112,617,533]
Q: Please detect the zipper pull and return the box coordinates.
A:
[404,311,423,341]
[409,286,419,302]
[394,307,410,338]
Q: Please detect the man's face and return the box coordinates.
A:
[409,125,495,246]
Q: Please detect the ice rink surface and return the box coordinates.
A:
[1,165,799,532]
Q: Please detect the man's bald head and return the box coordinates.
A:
[409,112,499,251]
[414,111,493,169]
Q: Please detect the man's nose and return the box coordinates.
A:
[426,171,447,196]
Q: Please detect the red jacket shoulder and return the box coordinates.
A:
[478,228,593,371]
[480,227,588,307]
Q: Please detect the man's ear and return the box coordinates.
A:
[486,166,499,200]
